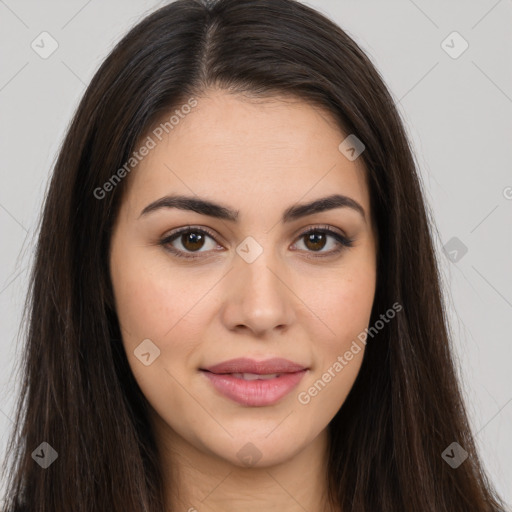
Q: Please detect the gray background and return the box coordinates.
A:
[1,0,511,505]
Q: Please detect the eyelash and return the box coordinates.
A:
[159,225,354,261]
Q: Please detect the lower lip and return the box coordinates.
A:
[201,370,307,407]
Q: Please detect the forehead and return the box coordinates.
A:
[123,90,371,220]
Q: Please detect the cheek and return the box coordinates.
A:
[111,247,198,341]
[307,261,376,349]
[110,256,201,404]
[111,268,170,340]
[296,259,375,408]
[110,248,219,379]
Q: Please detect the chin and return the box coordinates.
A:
[199,426,316,469]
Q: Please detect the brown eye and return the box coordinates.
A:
[292,226,354,258]
[180,231,206,251]
[160,227,219,259]
[303,232,327,252]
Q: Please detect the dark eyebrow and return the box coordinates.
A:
[138,193,366,223]
[283,194,366,223]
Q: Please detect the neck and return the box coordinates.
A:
[150,412,337,512]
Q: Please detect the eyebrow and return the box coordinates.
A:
[139,193,366,223]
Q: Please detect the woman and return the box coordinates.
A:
[1,0,508,510]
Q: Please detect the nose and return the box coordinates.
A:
[219,248,296,337]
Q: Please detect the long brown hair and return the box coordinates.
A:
[1,0,508,510]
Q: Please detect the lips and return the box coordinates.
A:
[200,357,308,407]
[202,357,307,375]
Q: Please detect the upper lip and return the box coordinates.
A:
[201,357,308,375]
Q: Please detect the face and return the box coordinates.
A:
[109,89,377,469]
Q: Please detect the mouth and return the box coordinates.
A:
[199,357,308,407]
[225,372,283,380]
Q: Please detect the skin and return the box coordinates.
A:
[109,88,377,512]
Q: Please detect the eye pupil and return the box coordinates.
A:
[182,232,205,251]
[304,232,326,251]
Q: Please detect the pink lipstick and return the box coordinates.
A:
[200,357,308,407]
